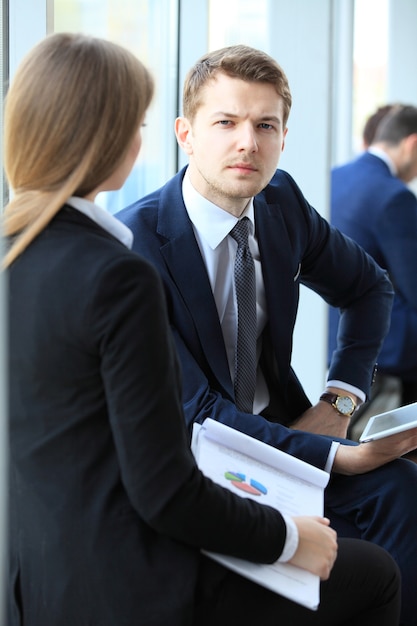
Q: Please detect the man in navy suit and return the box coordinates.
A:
[329,105,417,408]
[118,46,417,624]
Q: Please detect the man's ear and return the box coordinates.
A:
[403,132,417,154]
[175,117,193,155]
[281,126,288,152]
[409,133,417,151]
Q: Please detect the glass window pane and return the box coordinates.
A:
[208,0,268,50]
[353,0,388,152]
[54,0,179,213]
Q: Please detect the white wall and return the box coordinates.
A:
[267,0,336,402]
[9,0,49,78]
[387,0,417,104]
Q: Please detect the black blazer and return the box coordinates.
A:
[118,167,394,468]
[7,206,285,626]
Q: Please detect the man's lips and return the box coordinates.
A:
[228,163,258,172]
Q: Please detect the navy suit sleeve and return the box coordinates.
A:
[265,170,394,397]
[171,322,334,470]
[304,222,394,394]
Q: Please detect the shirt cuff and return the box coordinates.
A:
[277,514,299,562]
[326,379,366,405]
[325,441,340,473]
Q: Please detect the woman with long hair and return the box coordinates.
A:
[4,33,401,626]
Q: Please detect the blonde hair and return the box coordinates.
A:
[182,44,292,126]
[2,32,154,267]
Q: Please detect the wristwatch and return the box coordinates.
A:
[319,392,356,417]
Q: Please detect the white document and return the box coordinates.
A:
[192,419,330,610]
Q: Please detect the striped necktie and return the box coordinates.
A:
[229,217,257,412]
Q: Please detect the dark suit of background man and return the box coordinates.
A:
[329,104,417,408]
[118,46,417,625]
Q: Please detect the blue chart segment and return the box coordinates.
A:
[224,471,268,497]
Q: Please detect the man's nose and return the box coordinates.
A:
[237,124,258,152]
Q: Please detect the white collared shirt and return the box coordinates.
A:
[367,146,397,176]
[183,172,270,414]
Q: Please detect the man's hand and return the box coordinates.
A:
[291,402,350,438]
[291,387,359,438]
[289,516,337,580]
[334,427,417,474]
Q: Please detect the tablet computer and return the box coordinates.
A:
[359,401,417,443]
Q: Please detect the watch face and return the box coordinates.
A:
[335,396,355,415]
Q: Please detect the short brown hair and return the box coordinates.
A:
[182,45,292,126]
[374,104,417,145]
[363,104,395,147]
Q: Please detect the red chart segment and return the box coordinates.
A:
[224,471,268,497]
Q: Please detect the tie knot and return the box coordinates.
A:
[230,217,250,247]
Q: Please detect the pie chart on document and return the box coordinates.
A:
[224,471,268,496]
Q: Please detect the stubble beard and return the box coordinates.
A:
[202,169,268,209]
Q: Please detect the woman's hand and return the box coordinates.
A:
[289,516,337,580]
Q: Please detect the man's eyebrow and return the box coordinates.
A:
[210,111,238,118]
[258,116,282,125]
[210,111,282,124]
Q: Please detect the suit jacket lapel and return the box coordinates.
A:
[255,195,298,384]
[156,170,234,397]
